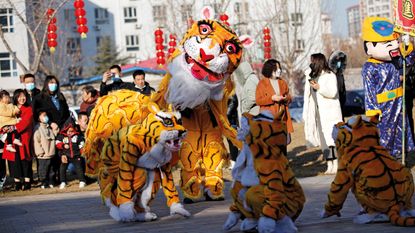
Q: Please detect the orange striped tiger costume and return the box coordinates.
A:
[224,112,305,232]
[323,115,415,226]
[100,102,190,222]
[83,89,150,178]
[151,7,252,202]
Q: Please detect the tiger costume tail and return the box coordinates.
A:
[388,205,415,226]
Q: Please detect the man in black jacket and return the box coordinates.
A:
[22,73,41,104]
[100,65,126,96]
[124,69,155,96]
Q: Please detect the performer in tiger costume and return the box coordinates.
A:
[150,6,253,202]
[102,102,191,222]
[223,111,305,233]
[321,115,415,226]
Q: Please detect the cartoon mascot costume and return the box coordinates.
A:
[361,16,415,158]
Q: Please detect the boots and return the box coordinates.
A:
[23,181,31,190]
[324,160,333,175]
[15,181,22,191]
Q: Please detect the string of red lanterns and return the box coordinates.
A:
[74,0,88,39]
[168,34,177,58]
[219,13,230,26]
[154,28,165,66]
[46,8,58,53]
[263,27,271,60]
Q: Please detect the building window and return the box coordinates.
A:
[295,39,305,52]
[0,8,14,33]
[291,13,303,26]
[124,7,137,23]
[153,5,166,25]
[95,8,109,24]
[181,4,192,23]
[0,52,17,77]
[126,35,139,51]
[67,38,81,54]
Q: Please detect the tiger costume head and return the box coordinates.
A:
[142,102,187,151]
[166,6,253,110]
[332,115,380,157]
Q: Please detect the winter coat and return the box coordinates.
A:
[80,95,98,116]
[256,78,294,133]
[2,105,33,161]
[0,102,20,129]
[32,92,70,128]
[33,122,59,159]
[233,62,260,114]
[303,69,343,148]
[123,82,155,96]
[55,119,84,159]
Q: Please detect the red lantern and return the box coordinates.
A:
[219,13,230,26]
[75,8,86,17]
[264,47,271,53]
[74,0,85,8]
[167,34,177,58]
[168,48,175,54]
[264,41,271,47]
[263,27,270,34]
[263,27,271,60]
[46,8,57,53]
[263,34,271,41]
[76,17,87,25]
[154,28,165,66]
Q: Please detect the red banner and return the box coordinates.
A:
[394,0,415,36]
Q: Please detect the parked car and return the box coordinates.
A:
[289,96,304,123]
[343,89,365,117]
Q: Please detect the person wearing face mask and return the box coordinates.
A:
[32,75,70,186]
[328,51,347,119]
[33,111,59,189]
[303,53,343,175]
[256,59,293,135]
[100,64,127,96]
[22,73,41,105]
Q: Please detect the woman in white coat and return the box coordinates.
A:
[303,53,343,174]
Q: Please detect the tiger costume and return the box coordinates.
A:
[322,115,415,226]
[223,111,305,233]
[101,102,190,222]
[150,6,253,202]
[83,89,150,178]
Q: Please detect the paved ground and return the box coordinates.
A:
[1,175,414,233]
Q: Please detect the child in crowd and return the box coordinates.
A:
[33,111,59,189]
[56,118,86,189]
[0,90,22,153]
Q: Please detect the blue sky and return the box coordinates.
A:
[322,0,359,38]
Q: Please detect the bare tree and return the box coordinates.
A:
[0,0,71,77]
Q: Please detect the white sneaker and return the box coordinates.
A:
[49,184,54,188]
[41,185,45,189]
[6,144,16,153]
[13,138,23,146]
[79,181,86,188]
[59,182,66,189]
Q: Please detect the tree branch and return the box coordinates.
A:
[0,26,29,73]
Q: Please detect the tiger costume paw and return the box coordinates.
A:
[117,202,136,222]
[240,218,258,232]
[223,211,241,231]
[320,209,341,218]
[170,202,191,217]
[135,212,158,222]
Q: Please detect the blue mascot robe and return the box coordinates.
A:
[362,56,415,158]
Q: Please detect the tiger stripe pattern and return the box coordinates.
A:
[325,115,415,226]
[242,112,305,221]
[83,90,150,178]
[100,102,187,222]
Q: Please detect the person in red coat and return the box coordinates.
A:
[2,89,33,191]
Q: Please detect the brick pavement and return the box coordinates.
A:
[0,175,414,233]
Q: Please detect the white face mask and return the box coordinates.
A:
[272,69,282,79]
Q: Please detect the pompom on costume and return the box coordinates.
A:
[223,111,305,232]
[361,16,415,158]
[322,115,415,226]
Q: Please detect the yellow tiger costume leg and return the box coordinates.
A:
[179,106,227,201]
[229,181,255,218]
